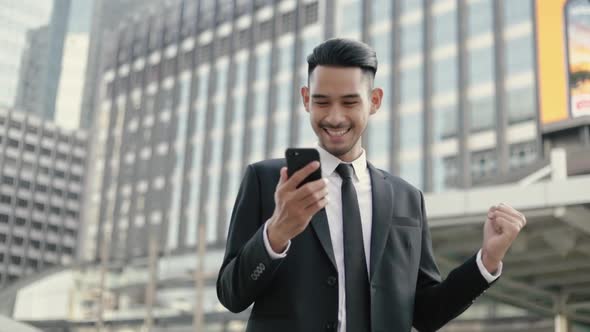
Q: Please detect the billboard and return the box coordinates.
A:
[535,0,590,130]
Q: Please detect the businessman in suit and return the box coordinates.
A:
[217,38,527,332]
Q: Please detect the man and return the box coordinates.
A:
[216,38,526,332]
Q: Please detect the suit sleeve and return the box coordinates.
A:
[216,164,285,313]
[412,191,496,332]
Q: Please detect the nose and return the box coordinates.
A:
[322,108,347,127]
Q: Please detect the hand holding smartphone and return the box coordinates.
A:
[285,148,322,188]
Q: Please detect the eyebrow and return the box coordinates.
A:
[311,94,361,99]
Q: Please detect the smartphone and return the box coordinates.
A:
[285,148,322,188]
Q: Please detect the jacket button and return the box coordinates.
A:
[326,276,337,287]
[325,322,337,330]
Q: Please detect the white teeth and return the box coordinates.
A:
[325,128,349,137]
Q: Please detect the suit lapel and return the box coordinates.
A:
[368,162,393,281]
[311,207,337,270]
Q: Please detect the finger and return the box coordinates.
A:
[495,203,524,219]
[490,217,502,233]
[495,216,522,233]
[284,161,321,190]
[277,167,288,186]
[300,187,329,208]
[492,210,525,228]
[293,178,328,201]
[304,196,329,214]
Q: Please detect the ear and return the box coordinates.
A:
[301,86,310,113]
[369,87,383,115]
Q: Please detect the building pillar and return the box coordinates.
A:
[554,314,570,332]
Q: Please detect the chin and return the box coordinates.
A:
[322,142,352,157]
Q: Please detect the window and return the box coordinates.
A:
[35,202,45,211]
[36,184,48,193]
[434,8,457,46]
[304,2,319,25]
[469,47,494,84]
[471,149,497,178]
[8,138,19,148]
[20,180,31,190]
[505,35,534,75]
[468,0,493,36]
[510,141,538,169]
[433,155,459,193]
[400,66,423,104]
[66,210,78,218]
[51,206,61,215]
[400,112,423,149]
[24,143,35,152]
[13,236,23,245]
[372,0,392,22]
[470,95,495,131]
[2,176,14,185]
[17,199,28,208]
[504,0,532,25]
[281,11,295,34]
[507,86,535,124]
[434,104,458,140]
[401,22,423,55]
[11,256,21,265]
[433,57,457,95]
[1,195,12,205]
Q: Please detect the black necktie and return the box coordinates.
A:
[335,163,371,331]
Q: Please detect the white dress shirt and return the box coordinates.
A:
[263,144,502,332]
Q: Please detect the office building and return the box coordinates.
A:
[0,107,87,288]
[13,0,71,121]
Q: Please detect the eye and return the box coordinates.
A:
[343,101,358,106]
[314,101,329,106]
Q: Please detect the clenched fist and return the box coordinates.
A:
[482,203,527,273]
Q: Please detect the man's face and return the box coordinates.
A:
[301,66,382,162]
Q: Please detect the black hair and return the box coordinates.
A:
[306,38,378,82]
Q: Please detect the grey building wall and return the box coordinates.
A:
[0,107,87,288]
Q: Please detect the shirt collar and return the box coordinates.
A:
[315,142,368,181]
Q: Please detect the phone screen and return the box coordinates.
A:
[565,0,590,117]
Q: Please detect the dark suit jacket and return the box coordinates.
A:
[217,158,493,332]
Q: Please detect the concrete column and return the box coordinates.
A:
[554,314,570,332]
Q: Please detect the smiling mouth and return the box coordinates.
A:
[323,127,351,137]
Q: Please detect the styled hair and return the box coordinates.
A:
[306,38,378,81]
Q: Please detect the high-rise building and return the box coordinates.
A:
[0,1,54,109]
[54,0,94,130]
[87,0,544,266]
[0,0,588,331]
[78,0,164,130]
[13,0,71,121]
[0,107,87,288]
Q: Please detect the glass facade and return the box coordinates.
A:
[0,1,53,108]
[186,67,210,246]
